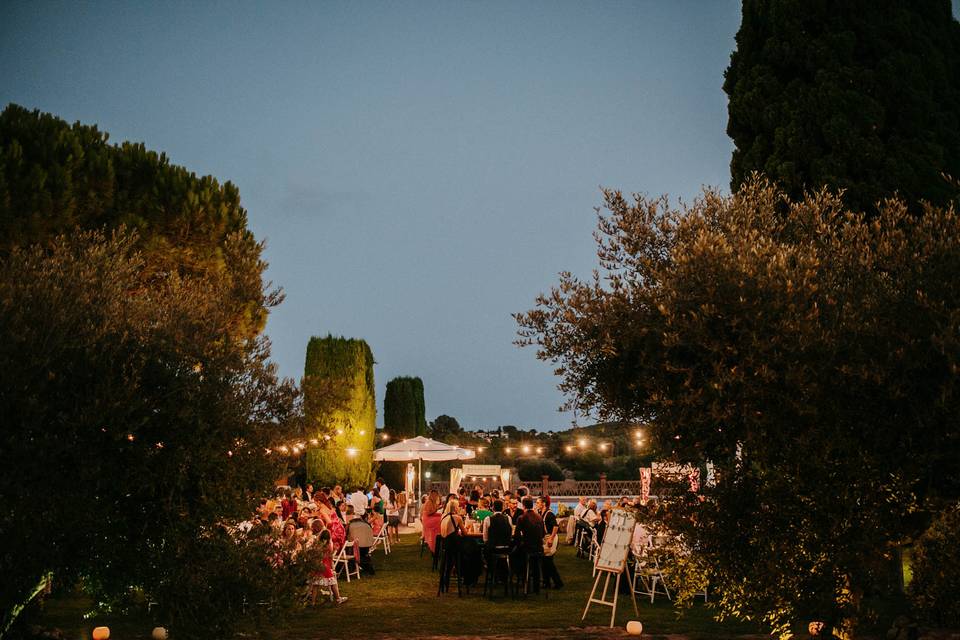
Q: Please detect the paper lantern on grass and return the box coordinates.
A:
[92,627,110,640]
[152,627,169,639]
[626,621,643,636]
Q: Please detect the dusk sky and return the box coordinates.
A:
[8,2,954,430]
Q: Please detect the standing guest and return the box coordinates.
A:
[308,529,348,606]
[304,484,314,501]
[281,491,298,520]
[378,477,390,506]
[537,496,564,589]
[346,506,376,575]
[396,489,408,525]
[421,489,442,554]
[331,485,345,506]
[369,490,383,517]
[349,486,367,517]
[315,493,345,550]
[386,490,401,544]
[457,487,469,512]
[512,497,544,592]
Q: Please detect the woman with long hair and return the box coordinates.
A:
[421,489,442,554]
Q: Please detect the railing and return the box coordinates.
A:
[427,478,645,497]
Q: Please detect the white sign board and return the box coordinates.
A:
[594,508,636,573]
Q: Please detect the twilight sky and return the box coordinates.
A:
[3,1,870,429]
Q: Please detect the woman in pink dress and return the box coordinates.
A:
[316,493,346,550]
[421,490,442,554]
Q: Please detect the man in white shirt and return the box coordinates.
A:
[349,486,367,517]
[573,496,588,521]
[377,477,390,504]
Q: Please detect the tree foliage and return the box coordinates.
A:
[724,1,960,213]
[517,178,960,635]
[0,230,301,638]
[428,414,463,443]
[384,376,427,437]
[303,335,376,487]
[0,103,271,337]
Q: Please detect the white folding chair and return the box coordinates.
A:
[333,541,360,582]
[372,524,391,555]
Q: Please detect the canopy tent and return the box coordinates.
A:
[450,463,510,495]
[373,436,475,501]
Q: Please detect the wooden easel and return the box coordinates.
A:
[581,508,640,628]
[582,565,639,628]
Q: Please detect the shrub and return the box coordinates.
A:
[909,503,960,626]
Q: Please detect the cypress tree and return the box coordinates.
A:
[303,335,376,487]
[724,1,960,213]
[383,376,427,437]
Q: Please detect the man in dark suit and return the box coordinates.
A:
[512,496,544,593]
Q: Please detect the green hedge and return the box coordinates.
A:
[303,335,376,488]
[384,376,427,437]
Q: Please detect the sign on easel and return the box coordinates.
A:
[582,508,640,628]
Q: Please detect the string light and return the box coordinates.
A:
[345,447,358,457]
[565,445,573,453]
[359,429,366,436]
[522,445,531,454]
[578,438,587,447]
[536,446,544,454]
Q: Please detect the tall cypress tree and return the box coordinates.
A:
[303,336,376,487]
[384,376,427,437]
[724,1,960,213]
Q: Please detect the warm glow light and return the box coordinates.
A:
[323,434,331,441]
[599,443,609,451]
[279,445,289,453]
[310,438,318,445]
[505,447,513,454]
[336,429,344,435]
[346,447,358,457]
[126,434,135,442]
[155,442,164,449]
[578,438,587,447]
[536,446,544,454]
[477,446,485,452]
[565,445,573,453]
[425,471,432,479]
[227,450,233,457]
[359,429,366,436]
[522,445,531,454]
[381,433,389,440]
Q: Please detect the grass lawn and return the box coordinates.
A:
[35,533,760,639]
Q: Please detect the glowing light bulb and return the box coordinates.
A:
[346,447,358,457]
[565,445,573,453]
[522,445,531,454]
[578,438,587,447]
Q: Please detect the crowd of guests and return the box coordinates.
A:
[421,484,564,593]
[566,494,652,556]
[242,478,409,606]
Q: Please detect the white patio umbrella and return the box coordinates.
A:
[373,436,475,501]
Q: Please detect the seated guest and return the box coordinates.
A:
[346,505,376,575]
[483,499,513,548]
[512,497,544,592]
[473,497,492,522]
[583,499,600,525]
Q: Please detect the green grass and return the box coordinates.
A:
[32,533,761,639]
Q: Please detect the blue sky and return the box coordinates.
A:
[8,2,950,430]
